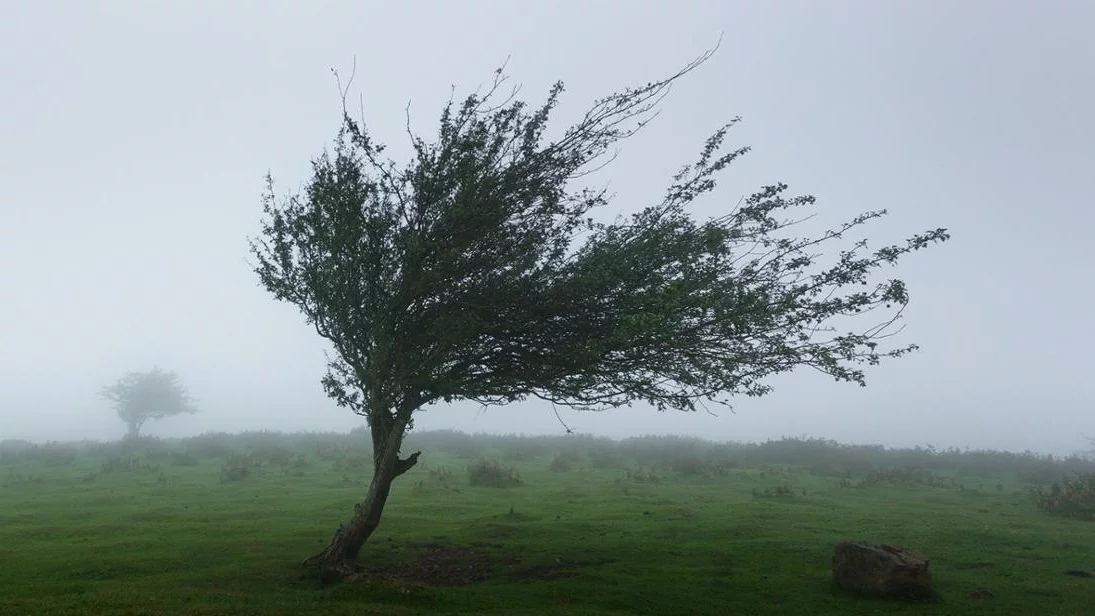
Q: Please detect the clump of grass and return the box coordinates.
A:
[1030,473,1095,520]
[0,439,34,465]
[332,454,372,472]
[467,459,523,488]
[413,466,459,495]
[669,455,733,478]
[858,466,946,488]
[101,455,155,474]
[220,454,261,483]
[549,454,576,473]
[171,452,200,467]
[588,446,624,469]
[36,442,79,467]
[428,466,454,483]
[181,433,236,459]
[251,443,295,467]
[2,469,45,487]
[621,467,661,484]
[752,485,801,498]
[285,454,310,476]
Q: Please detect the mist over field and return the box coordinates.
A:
[3,1,1093,455]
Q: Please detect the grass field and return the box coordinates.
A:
[1,431,1093,615]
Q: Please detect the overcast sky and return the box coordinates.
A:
[2,1,1092,454]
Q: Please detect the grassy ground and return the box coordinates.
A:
[1,434,1093,615]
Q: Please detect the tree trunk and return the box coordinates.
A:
[125,420,141,440]
[303,416,420,578]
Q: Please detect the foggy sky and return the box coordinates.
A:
[2,1,1093,455]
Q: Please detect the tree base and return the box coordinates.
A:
[302,551,362,583]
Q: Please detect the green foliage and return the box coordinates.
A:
[413,465,458,495]
[0,439,34,464]
[467,459,523,488]
[101,456,141,474]
[587,444,624,469]
[621,467,661,483]
[549,453,576,473]
[220,454,261,483]
[171,452,200,467]
[181,432,236,459]
[669,455,728,477]
[1030,473,1095,520]
[252,60,948,421]
[858,467,947,488]
[249,50,948,564]
[428,466,454,483]
[331,454,372,472]
[752,484,800,498]
[100,367,198,439]
[33,442,78,467]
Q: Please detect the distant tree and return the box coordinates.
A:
[100,367,198,440]
[250,48,949,576]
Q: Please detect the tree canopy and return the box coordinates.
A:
[101,367,198,440]
[250,50,949,574]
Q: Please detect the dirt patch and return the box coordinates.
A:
[510,557,617,582]
[352,546,499,587]
[346,545,609,587]
[510,560,582,582]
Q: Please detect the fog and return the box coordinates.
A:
[2,1,1092,455]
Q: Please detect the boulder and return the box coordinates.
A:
[832,542,932,599]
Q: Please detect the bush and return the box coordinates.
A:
[35,442,79,467]
[858,466,946,488]
[290,454,310,471]
[752,484,801,498]
[250,442,295,467]
[622,467,661,483]
[101,455,141,473]
[670,455,726,477]
[588,447,624,469]
[332,454,372,472]
[467,459,523,488]
[549,454,576,473]
[1031,473,1095,520]
[182,433,235,459]
[171,452,200,467]
[428,466,454,483]
[220,454,260,482]
[0,440,34,465]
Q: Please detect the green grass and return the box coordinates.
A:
[1,439,1094,615]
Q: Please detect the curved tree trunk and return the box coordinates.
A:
[303,414,420,578]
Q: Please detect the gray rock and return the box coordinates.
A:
[832,542,933,599]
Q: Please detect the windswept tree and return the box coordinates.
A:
[250,49,948,575]
[101,367,198,440]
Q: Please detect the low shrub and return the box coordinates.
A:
[468,459,523,488]
[588,447,624,469]
[220,454,260,482]
[1031,473,1095,520]
[549,454,576,473]
[858,466,946,488]
[0,440,34,465]
[250,443,295,467]
[101,456,142,473]
[171,452,200,467]
[428,466,454,483]
[752,484,802,498]
[182,433,235,459]
[622,467,661,484]
[332,454,372,472]
[36,442,79,467]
